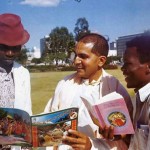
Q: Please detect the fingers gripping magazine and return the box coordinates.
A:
[81,92,134,135]
[0,107,78,147]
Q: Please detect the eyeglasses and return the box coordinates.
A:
[0,44,21,52]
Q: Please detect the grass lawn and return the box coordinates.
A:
[31,69,134,114]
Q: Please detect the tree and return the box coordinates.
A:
[43,27,75,66]
[31,58,42,64]
[42,53,55,65]
[16,45,29,66]
[74,17,90,41]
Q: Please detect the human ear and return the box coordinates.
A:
[98,56,106,67]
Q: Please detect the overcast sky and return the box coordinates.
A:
[1,0,150,50]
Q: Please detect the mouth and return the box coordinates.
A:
[76,67,84,71]
[75,65,83,69]
[124,75,131,82]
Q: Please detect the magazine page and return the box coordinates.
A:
[94,94,134,135]
[31,107,79,147]
[0,108,32,146]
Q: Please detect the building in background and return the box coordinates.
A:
[40,37,46,55]
[32,46,41,58]
[39,31,150,60]
[108,42,117,57]
[27,46,41,64]
[40,35,50,55]
[116,33,143,57]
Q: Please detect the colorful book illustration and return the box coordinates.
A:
[0,107,78,147]
[81,92,134,135]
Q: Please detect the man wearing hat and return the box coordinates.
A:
[0,13,32,149]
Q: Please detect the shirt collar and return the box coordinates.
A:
[82,74,102,86]
[0,66,13,74]
[0,67,6,73]
[138,83,150,102]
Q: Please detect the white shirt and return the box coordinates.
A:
[0,67,15,108]
[44,69,132,150]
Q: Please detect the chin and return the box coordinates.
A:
[4,60,14,66]
[126,83,136,89]
[1,60,13,67]
[76,72,85,77]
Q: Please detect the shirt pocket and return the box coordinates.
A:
[138,124,149,137]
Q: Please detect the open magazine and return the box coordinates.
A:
[81,92,134,135]
[0,107,78,147]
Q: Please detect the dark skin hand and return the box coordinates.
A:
[62,129,92,150]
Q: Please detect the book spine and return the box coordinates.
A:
[94,105,105,128]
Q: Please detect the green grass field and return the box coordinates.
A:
[31,69,134,114]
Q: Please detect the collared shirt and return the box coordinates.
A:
[138,83,150,102]
[129,82,150,150]
[82,75,102,100]
[134,83,150,127]
[45,70,132,150]
[0,67,15,108]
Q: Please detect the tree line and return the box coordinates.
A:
[17,17,150,67]
[18,17,90,66]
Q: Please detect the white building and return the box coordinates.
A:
[108,42,117,56]
[27,46,41,62]
[32,46,41,58]
[108,49,117,56]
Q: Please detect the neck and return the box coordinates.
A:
[89,69,102,83]
[0,63,13,73]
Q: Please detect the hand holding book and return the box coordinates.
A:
[62,129,92,150]
[81,92,134,138]
[89,110,116,140]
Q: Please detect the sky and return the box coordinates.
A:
[1,0,150,50]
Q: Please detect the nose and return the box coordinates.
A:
[74,56,81,65]
[5,50,15,57]
[121,64,126,73]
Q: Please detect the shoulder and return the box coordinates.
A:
[102,69,120,84]
[55,72,80,90]
[63,73,76,80]
[13,62,29,72]
[57,72,79,85]
[13,62,30,77]
[102,69,129,95]
[55,73,75,87]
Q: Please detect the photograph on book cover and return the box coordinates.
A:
[95,98,134,135]
[0,108,32,146]
[107,111,126,127]
[31,107,78,147]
